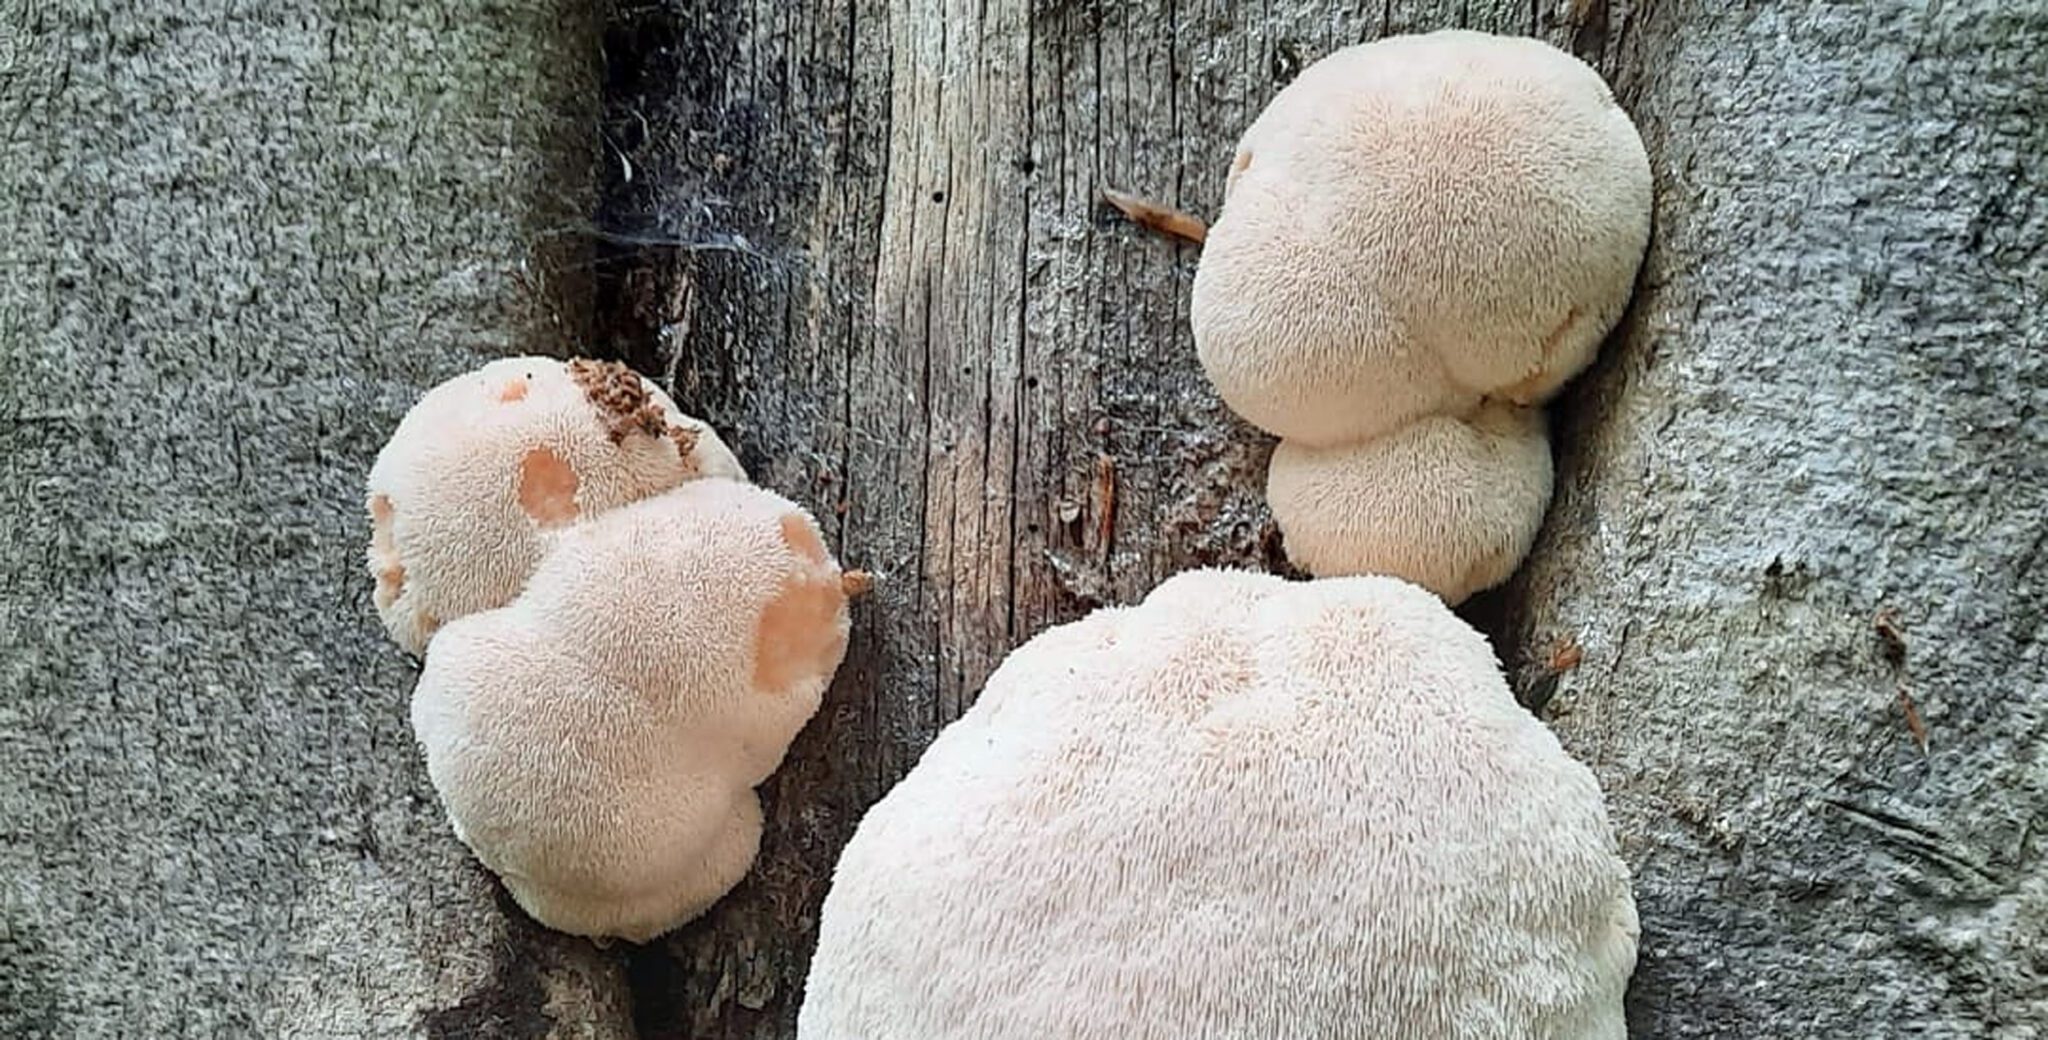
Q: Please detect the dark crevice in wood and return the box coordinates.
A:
[416,881,557,1040]
[593,3,806,1037]
[1470,0,1648,710]
[1477,237,1660,714]
[592,0,873,1034]
[592,0,794,458]
[620,940,688,1040]
[592,4,679,380]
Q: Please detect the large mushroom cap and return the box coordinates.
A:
[365,356,745,654]
[800,570,1636,1039]
[1192,30,1652,445]
[410,478,851,941]
[1266,401,1554,601]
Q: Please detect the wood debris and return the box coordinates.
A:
[1896,685,1929,755]
[1547,634,1584,674]
[1102,188,1208,245]
[1093,454,1117,545]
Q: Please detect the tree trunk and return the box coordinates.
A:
[1,2,633,1037]
[1505,4,2048,1036]
[6,0,2042,1038]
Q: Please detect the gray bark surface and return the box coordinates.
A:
[1508,4,2048,1036]
[1,2,633,1037]
[5,0,2042,1038]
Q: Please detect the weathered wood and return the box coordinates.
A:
[603,1,2046,1037]
[8,0,2042,1036]
[1,2,632,1036]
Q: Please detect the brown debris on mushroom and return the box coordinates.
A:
[569,357,670,444]
[666,422,702,464]
[363,356,747,655]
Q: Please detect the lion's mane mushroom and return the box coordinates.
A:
[1186,30,1651,599]
[1192,30,1652,447]
[410,478,860,942]
[1266,401,1554,602]
[799,570,1636,1040]
[365,356,744,654]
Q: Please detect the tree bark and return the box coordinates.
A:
[1,2,633,1037]
[6,0,2042,1038]
[1507,4,2048,1037]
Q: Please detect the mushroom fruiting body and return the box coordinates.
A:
[365,356,744,654]
[410,478,853,942]
[1266,402,1553,602]
[800,570,1637,1040]
[1192,30,1652,447]
[1187,30,1650,597]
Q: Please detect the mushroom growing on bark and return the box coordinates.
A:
[1189,30,1652,599]
[1264,401,1554,603]
[365,356,744,654]
[1193,28,1652,446]
[410,478,859,942]
[800,570,1637,1040]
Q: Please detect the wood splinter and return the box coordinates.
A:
[1102,188,1209,245]
[1093,454,1118,545]
[1896,684,1929,755]
[1547,635,1584,674]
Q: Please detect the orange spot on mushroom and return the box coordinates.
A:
[518,447,581,527]
[1224,149,1254,200]
[369,494,407,606]
[498,379,529,402]
[753,573,849,696]
[779,513,829,565]
[375,562,407,609]
[369,494,396,546]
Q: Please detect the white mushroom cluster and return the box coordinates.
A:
[799,29,1644,1037]
[799,572,1637,1039]
[366,356,860,941]
[1193,29,1653,601]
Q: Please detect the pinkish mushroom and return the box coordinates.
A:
[801,570,1635,1039]
[365,356,743,654]
[410,478,858,941]
[1192,29,1652,448]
